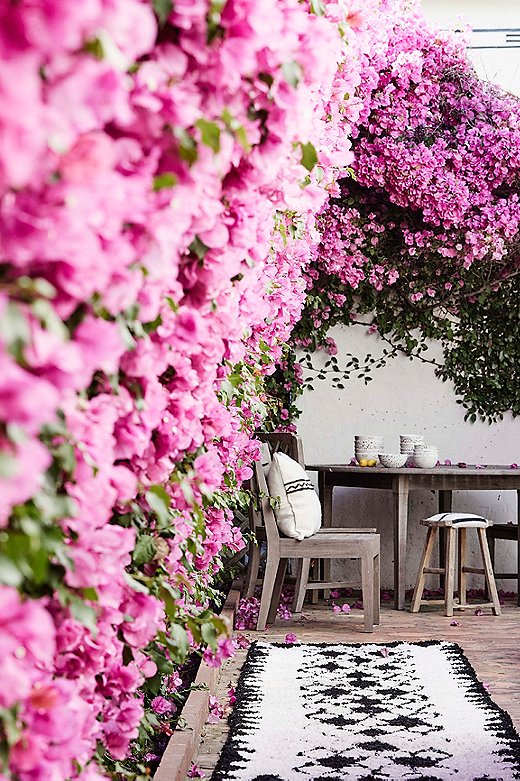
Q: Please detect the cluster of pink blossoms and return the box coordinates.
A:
[314,3,520,309]
[0,0,373,777]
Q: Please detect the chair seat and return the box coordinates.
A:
[421,512,492,529]
[280,532,380,558]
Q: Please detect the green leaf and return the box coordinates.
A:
[196,119,221,153]
[201,621,218,649]
[132,534,157,565]
[189,235,210,261]
[153,172,177,191]
[123,571,151,594]
[146,485,171,528]
[0,302,30,359]
[167,623,189,662]
[300,142,318,172]
[282,61,302,88]
[0,451,17,479]
[0,555,23,587]
[153,0,173,24]
[67,593,98,635]
[310,0,326,14]
[31,299,68,339]
[82,587,99,602]
[175,128,198,165]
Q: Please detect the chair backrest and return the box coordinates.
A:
[252,449,282,548]
[248,433,305,546]
[257,432,305,466]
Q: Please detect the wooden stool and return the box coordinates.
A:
[411,513,501,616]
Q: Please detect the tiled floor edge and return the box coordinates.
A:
[154,584,242,781]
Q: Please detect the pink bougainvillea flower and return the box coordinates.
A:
[444,459,452,466]
[330,589,340,598]
[510,463,519,469]
[233,634,251,650]
[227,686,237,706]
[151,696,175,715]
[380,647,390,658]
[474,608,484,616]
[187,764,206,778]
[285,633,298,644]
[450,620,460,626]
[206,696,225,724]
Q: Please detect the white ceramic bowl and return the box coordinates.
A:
[414,454,438,469]
[400,434,424,454]
[414,445,438,455]
[355,437,383,450]
[355,451,378,464]
[378,453,407,468]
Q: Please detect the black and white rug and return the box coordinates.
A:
[212,641,520,781]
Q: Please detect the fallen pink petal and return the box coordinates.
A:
[285,633,298,644]
[450,620,460,626]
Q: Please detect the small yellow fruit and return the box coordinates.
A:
[358,458,368,467]
[368,459,377,467]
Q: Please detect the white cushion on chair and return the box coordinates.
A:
[422,512,492,528]
[267,453,322,540]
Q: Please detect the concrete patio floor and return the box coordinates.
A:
[188,600,520,779]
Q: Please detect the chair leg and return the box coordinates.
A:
[361,554,375,633]
[373,553,380,626]
[267,559,288,624]
[292,558,311,613]
[257,553,281,631]
[410,527,437,613]
[477,528,501,616]
[322,559,332,600]
[244,541,261,599]
[444,528,456,617]
[458,528,467,605]
[310,559,319,604]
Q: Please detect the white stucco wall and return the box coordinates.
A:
[296,1,520,593]
[297,327,520,591]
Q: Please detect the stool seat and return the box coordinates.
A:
[421,512,492,529]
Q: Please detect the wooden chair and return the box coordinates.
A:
[243,433,307,604]
[486,523,520,606]
[252,453,380,632]
[411,513,501,616]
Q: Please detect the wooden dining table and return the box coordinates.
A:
[305,463,520,610]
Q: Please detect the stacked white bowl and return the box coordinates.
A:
[413,444,438,469]
[400,434,424,457]
[355,435,383,465]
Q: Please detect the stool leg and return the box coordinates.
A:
[477,528,501,616]
[445,528,456,617]
[411,527,437,613]
[458,527,467,606]
[485,532,495,601]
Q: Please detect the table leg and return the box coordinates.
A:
[314,473,333,603]
[393,476,410,610]
[438,491,452,591]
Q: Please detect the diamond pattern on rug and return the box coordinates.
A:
[212,641,520,781]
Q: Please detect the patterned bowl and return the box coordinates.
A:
[378,453,408,468]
